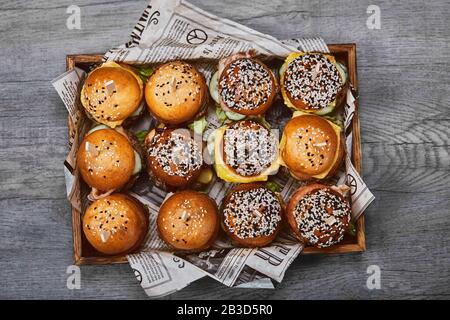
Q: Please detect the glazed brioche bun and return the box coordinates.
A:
[221,183,283,247]
[218,54,277,116]
[83,193,149,255]
[280,52,348,115]
[145,61,208,125]
[213,120,280,183]
[280,112,344,180]
[157,191,219,251]
[286,184,351,248]
[81,61,144,128]
[77,127,140,192]
[144,128,203,189]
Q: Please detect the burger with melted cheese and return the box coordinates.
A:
[212,119,280,183]
[280,52,348,115]
[279,112,344,180]
[145,61,208,125]
[81,61,145,128]
[144,127,204,189]
[77,125,143,200]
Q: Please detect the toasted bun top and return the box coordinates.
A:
[145,128,203,187]
[222,120,278,177]
[83,194,148,255]
[77,129,135,191]
[282,53,343,111]
[286,184,350,248]
[218,57,277,115]
[81,62,143,128]
[157,191,219,251]
[282,114,338,177]
[222,183,282,240]
[145,61,207,125]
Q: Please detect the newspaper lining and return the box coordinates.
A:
[52,0,374,297]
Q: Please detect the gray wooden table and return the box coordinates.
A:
[0,0,449,300]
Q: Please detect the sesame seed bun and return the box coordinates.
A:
[144,128,203,189]
[221,183,283,247]
[214,120,280,183]
[157,191,219,252]
[286,184,350,248]
[280,52,347,115]
[77,128,136,192]
[145,61,208,125]
[218,57,277,116]
[81,61,144,128]
[83,193,149,255]
[280,113,344,180]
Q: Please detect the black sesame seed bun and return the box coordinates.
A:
[157,191,219,252]
[280,52,348,115]
[286,184,351,248]
[77,128,138,193]
[144,128,204,189]
[83,193,149,255]
[81,61,144,128]
[221,183,283,247]
[218,55,278,116]
[280,113,344,180]
[145,61,208,125]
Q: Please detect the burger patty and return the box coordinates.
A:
[293,187,350,247]
[284,53,343,110]
[223,121,278,177]
[219,58,273,111]
[223,187,282,239]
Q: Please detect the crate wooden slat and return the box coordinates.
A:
[66,43,365,265]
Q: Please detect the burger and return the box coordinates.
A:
[80,61,145,128]
[144,127,204,189]
[83,193,149,255]
[286,184,351,248]
[157,190,219,252]
[145,61,208,125]
[210,52,278,117]
[280,52,348,115]
[211,119,280,183]
[77,125,143,200]
[221,183,283,247]
[279,112,344,180]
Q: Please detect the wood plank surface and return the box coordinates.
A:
[0,0,449,299]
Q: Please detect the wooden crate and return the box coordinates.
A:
[67,43,365,265]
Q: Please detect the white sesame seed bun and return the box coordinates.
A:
[145,61,208,125]
[221,183,283,247]
[77,129,136,192]
[157,191,219,251]
[280,113,344,180]
[218,56,277,116]
[80,61,144,128]
[286,184,351,247]
[83,193,149,255]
